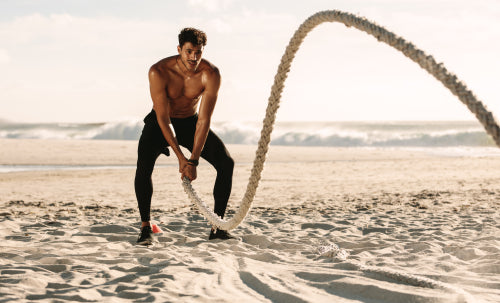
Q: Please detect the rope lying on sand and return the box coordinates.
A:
[182,10,497,301]
[318,242,474,301]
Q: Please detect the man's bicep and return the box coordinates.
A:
[149,68,169,115]
[205,68,221,96]
[199,70,221,119]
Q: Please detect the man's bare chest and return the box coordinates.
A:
[167,75,204,101]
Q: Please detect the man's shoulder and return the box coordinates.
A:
[200,59,220,77]
[150,56,176,71]
[149,56,177,79]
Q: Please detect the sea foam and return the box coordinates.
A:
[0,119,495,148]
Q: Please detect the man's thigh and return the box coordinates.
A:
[200,130,231,165]
[138,122,168,159]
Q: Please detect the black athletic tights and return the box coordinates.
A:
[134,110,234,222]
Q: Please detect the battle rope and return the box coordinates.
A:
[181,10,498,301]
[183,9,500,231]
[318,244,475,302]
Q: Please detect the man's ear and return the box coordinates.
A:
[177,45,181,54]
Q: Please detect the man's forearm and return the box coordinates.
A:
[190,119,210,160]
[158,119,185,160]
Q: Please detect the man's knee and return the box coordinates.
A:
[218,155,234,173]
[135,159,155,180]
[227,156,235,171]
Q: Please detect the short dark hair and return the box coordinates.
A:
[178,28,207,48]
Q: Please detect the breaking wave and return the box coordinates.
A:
[0,119,495,147]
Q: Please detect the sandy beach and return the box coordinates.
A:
[1,138,499,302]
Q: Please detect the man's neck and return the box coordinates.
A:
[176,56,196,77]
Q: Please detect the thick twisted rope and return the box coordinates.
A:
[183,9,500,231]
[180,10,493,300]
[180,10,494,301]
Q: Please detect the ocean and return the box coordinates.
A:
[1,118,499,173]
[0,118,495,148]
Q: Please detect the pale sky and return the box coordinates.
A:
[1,0,499,123]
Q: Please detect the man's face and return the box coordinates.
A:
[177,42,204,72]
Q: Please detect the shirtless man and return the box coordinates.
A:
[135,28,234,245]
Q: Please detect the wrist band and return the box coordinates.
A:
[187,159,199,166]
